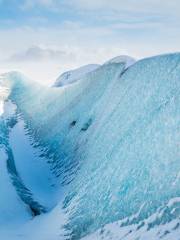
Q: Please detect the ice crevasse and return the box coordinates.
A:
[0,53,179,240]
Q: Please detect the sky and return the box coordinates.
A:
[0,0,179,85]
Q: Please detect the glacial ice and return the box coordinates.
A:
[0,53,179,239]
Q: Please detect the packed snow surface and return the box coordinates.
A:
[0,53,180,240]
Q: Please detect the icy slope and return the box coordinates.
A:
[0,53,180,240]
[61,53,180,239]
[54,64,100,87]
[0,84,61,221]
[0,148,30,226]
[9,117,60,209]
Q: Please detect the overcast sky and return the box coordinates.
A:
[0,0,179,85]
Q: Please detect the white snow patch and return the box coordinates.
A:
[83,218,180,240]
[0,201,68,240]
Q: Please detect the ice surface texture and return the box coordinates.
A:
[0,53,179,239]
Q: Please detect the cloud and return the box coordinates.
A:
[1,0,178,32]
[0,0,179,85]
[9,46,76,62]
[67,0,179,14]
[18,0,180,20]
[21,0,55,10]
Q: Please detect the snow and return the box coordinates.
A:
[103,55,136,69]
[9,118,60,209]
[53,64,100,87]
[54,56,135,87]
[0,53,180,239]
[0,202,68,240]
[83,218,180,240]
[0,148,30,226]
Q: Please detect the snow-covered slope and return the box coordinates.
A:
[54,64,100,87]
[103,55,136,69]
[0,53,180,240]
[54,56,135,88]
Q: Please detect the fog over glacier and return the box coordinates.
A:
[0,53,179,240]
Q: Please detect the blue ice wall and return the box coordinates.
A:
[6,64,124,185]
[1,53,180,239]
[62,54,180,238]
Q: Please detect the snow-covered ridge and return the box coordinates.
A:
[54,64,100,87]
[103,55,136,69]
[54,55,136,87]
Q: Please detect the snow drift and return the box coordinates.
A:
[0,53,179,240]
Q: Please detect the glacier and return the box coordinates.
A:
[0,53,179,240]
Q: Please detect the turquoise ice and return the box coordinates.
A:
[0,53,179,239]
